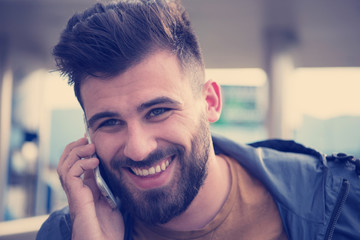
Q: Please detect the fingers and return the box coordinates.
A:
[57,138,93,176]
[63,146,96,175]
[57,137,98,195]
[67,157,99,179]
[58,137,88,167]
[57,139,125,240]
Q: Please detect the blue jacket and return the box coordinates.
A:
[37,136,360,240]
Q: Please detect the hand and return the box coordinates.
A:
[57,137,124,240]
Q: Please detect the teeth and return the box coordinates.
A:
[161,162,166,171]
[149,167,155,174]
[131,159,172,177]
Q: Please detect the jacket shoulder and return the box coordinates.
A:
[36,207,72,240]
[212,135,360,239]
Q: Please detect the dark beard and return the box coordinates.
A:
[101,117,211,224]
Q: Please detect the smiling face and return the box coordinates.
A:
[81,50,217,224]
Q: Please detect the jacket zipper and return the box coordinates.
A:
[324,179,350,240]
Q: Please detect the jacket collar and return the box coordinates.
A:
[212,134,326,224]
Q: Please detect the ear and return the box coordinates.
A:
[202,80,222,123]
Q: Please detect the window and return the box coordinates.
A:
[287,67,360,156]
[206,68,268,143]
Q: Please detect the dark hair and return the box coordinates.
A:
[53,0,204,107]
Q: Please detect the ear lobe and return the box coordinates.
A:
[203,80,222,123]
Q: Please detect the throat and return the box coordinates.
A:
[160,154,232,231]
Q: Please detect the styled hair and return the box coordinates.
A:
[53,0,205,107]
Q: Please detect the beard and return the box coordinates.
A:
[100,115,211,224]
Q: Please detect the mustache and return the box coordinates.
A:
[110,144,185,169]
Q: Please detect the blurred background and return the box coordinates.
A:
[0,0,360,238]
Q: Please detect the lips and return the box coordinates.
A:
[130,158,172,177]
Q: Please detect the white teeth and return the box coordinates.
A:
[131,159,172,177]
[149,167,155,174]
[161,162,166,171]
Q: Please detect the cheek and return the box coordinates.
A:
[156,113,200,144]
[93,134,123,164]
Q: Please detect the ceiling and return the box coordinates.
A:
[0,0,360,82]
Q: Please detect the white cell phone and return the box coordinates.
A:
[84,115,118,209]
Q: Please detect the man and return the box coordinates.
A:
[37,0,360,239]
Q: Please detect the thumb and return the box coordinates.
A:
[83,169,101,200]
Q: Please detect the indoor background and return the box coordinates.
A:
[1,0,360,239]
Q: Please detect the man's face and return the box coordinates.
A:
[81,51,211,224]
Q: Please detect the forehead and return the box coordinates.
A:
[80,51,193,115]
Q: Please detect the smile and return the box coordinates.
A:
[130,158,173,177]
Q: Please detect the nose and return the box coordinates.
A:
[123,123,157,161]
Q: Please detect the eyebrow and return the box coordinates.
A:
[137,96,182,112]
[87,97,181,128]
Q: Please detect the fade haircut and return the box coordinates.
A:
[53,0,205,107]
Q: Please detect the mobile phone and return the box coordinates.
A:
[83,115,118,209]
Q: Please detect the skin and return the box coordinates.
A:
[57,50,231,239]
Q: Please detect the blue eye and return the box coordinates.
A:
[151,108,165,116]
[99,119,123,128]
[147,108,171,119]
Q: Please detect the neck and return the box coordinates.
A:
[160,147,231,231]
